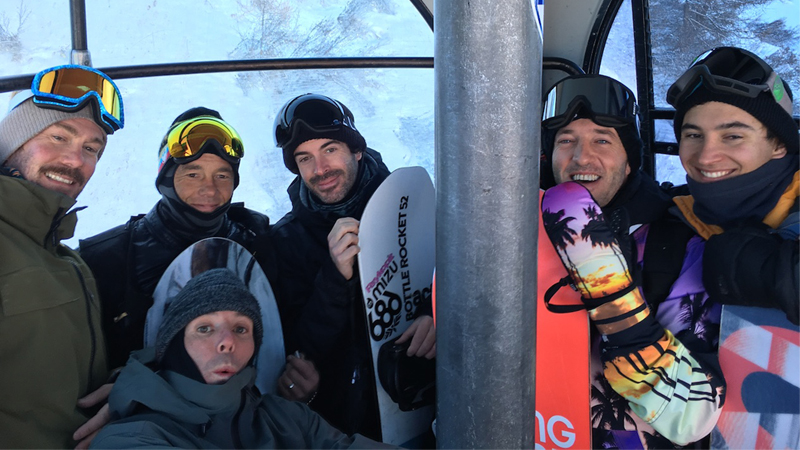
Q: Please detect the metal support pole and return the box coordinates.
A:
[69,0,91,66]
[435,0,541,448]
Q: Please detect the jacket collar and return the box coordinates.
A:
[109,348,256,424]
[673,170,800,239]
[0,175,79,248]
[286,147,390,230]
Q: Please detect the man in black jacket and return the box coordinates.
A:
[79,107,275,371]
[269,94,435,440]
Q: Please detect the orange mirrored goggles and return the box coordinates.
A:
[8,65,124,133]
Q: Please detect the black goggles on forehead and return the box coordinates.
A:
[542,75,638,130]
[273,94,359,148]
[667,47,793,115]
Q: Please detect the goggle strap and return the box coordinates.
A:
[766,72,794,116]
[31,94,121,133]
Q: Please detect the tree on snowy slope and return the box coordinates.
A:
[649,0,799,111]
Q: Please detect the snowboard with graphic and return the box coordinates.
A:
[711,305,800,449]
[357,166,435,447]
[144,237,285,395]
[536,189,591,449]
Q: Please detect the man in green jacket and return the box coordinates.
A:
[0,65,124,448]
[91,268,396,449]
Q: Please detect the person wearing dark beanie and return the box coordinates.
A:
[268,93,435,441]
[540,74,724,448]
[90,268,397,449]
[667,46,799,325]
[78,107,277,374]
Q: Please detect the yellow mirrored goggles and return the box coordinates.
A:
[159,116,244,172]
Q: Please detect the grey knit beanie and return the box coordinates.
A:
[155,268,264,362]
[0,95,100,163]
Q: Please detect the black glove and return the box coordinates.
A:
[703,224,799,325]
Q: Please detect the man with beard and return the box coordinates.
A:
[666,46,799,325]
[0,65,124,448]
[539,74,724,448]
[78,107,282,373]
[269,94,435,440]
[90,268,396,449]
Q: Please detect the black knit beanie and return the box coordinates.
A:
[279,97,367,175]
[672,83,798,155]
[155,107,241,190]
[155,268,263,363]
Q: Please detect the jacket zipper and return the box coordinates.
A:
[47,206,97,393]
[232,390,247,448]
[70,261,98,393]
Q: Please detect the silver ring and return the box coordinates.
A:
[288,383,295,389]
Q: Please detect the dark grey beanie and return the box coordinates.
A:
[0,95,101,163]
[155,268,264,362]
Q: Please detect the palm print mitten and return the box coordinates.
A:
[542,182,725,441]
[541,181,662,356]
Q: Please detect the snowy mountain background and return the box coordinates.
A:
[0,0,797,247]
[0,0,435,247]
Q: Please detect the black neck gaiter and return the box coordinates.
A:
[156,165,232,243]
[161,329,206,383]
[688,154,798,227]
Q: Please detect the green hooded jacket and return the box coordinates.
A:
[0,175,108,448]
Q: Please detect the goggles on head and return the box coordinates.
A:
[273,93,359,148]
[666,46,793,115]
[158,116,244,173]
[8,65,124,133]
[542,74,639,131]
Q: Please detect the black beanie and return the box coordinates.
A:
[672,83,798,155]
[156,107,241,190]
[155,268,263,363]
[275,95,366,175]
[281,121,366,174]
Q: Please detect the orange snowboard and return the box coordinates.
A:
[535,190,591,449]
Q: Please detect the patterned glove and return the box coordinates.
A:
[542,182,662,356]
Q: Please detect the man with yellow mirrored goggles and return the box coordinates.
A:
[157,115,244,180]
[80,107,275,390]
